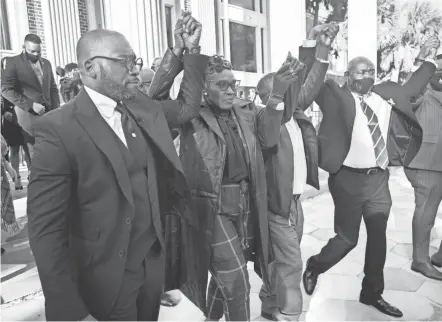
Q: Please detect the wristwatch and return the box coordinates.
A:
[184,46,201,55]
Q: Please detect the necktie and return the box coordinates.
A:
[114,103,134,143]
[359,97,389,169]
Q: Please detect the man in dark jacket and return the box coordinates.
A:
[302,34,440,318]
[256,23,337,321]
[404,53,442,281]
[27,13,208,321]
[1,34,60,161]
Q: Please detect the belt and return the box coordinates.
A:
[342,165,384,175]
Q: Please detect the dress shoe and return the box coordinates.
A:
[411,261,442,280]
[431,255,442,268]
[359,295,403,318]
[302,258,319,296]
[261,311,274,320]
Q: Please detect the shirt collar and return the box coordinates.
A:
[84,86,117,118]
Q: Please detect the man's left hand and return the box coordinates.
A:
[182,13,202,49]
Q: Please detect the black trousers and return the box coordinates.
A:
[107,240,165,321]
[309,167,391,300]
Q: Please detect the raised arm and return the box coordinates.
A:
[402,36,439,99]
[147,48,184,100]
[149,13,208,129]
[297,41,330,110]
[257,60,305,148]
[27,118,89,321]
[1,58,33,111]
[298,23,339,111]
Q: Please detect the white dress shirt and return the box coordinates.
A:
[343,92,392,168]
[84,86,127,148]
[285,117,307,195]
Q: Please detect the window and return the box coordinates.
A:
[0,0,11,50]
[228,0,254,11]
[229,22,257,73]
[217,0,267,87]
[165,6,174,48]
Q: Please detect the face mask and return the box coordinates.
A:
[349,77,375,95]
[430,75,442,92]
[25,52,40,63]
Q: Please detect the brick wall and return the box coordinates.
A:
[77,0,89,35]
[26,0,46,56]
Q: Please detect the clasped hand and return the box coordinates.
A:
[271,52,306,99]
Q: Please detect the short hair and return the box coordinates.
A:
[256,72,275,100]
[64,63,78,73]
[206,55,232,75]
[24,34,42,44]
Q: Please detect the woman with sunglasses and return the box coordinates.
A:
[150,54,304,320]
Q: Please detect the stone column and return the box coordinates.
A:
[347,0,377,66]
[268,0,306,71]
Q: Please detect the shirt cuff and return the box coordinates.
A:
[303,40,317,48]
[274,102,285,111]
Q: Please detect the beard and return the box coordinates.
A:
[101,69,136,102]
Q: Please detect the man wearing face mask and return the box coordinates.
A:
[301,32,440,318]
[1,34,60,162]
[403,53,442,281]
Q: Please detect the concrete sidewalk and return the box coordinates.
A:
[3,168,442,321]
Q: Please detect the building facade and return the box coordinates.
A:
[1,0,376,96]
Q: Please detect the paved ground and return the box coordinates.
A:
[2,168,442,321]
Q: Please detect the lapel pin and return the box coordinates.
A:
[132,133,136,138]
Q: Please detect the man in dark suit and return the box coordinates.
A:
[27,13,208,321]
[404,53,442,281]
[302,32,440,318]
[1,34,60,161]
[256,24,337,321]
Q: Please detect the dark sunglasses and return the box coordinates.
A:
[88,56,143,73]
[208,79,241,91]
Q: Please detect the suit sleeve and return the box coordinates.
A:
[297,45,329,111]
[402,61,436,99]
[27,118,89,321]
[256,102,284,149]
[148,49,184,101]
[1,59,33,111]
[153,54,209,130]
[48,63,60,109]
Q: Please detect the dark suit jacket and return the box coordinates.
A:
[27,53,209,321]
[407,87,442,172]
[1,53,60,136]
[263,46,328,218]
[314,56,435,174]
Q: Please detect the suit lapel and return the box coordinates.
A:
[21,54,42,90]
[124,94,185,175]
[73,88,134,207]
[40,59,49,91]
[339,84,357,130]
[199,108,226,143]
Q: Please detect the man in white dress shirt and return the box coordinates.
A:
[256,24,337,321]
[27,14,208,321]
[302,35,440,318]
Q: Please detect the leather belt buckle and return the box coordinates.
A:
[366,168,378,175]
